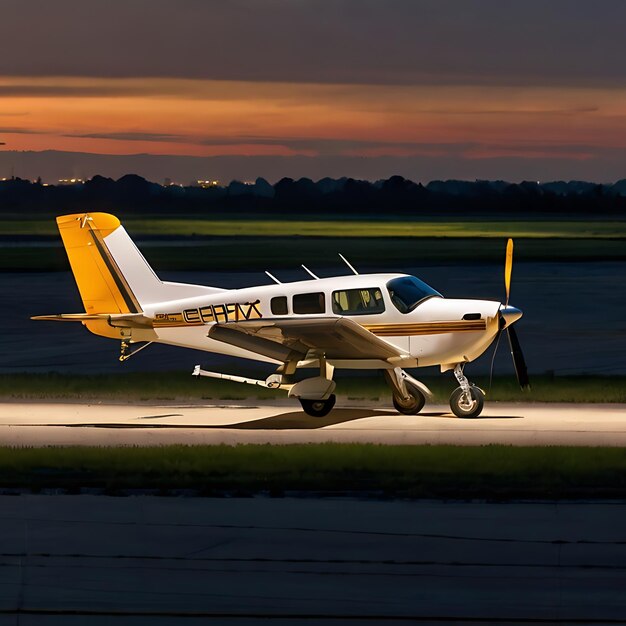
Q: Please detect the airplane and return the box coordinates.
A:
[32,212,529,419]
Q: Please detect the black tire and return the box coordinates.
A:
[449,385,485,418]
[392,382,426,415]
[300,394,336,417]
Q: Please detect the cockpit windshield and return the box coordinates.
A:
[386,276,442,313]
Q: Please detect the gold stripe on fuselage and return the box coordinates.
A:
[363,320,487,336]
[150,315,487,336]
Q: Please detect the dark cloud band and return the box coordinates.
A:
[1,0,626,87]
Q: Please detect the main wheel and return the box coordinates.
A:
[449,385,485,418]
[299,394,336,417]
[392,382,426,415]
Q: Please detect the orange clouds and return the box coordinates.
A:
[1,75,626,161]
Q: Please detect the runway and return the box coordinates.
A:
[1,496,626,624]
[1,400,625,446]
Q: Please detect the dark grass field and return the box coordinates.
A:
[1,372,624,403]
[2,217,625,238]
[1,215,625,270]
[2,443,626,498]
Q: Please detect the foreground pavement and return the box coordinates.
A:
[0,496,625,625]
[0,401,625,446]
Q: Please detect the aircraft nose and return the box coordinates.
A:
[500,305,523,328]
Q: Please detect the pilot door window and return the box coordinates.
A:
[331,288,385,315]
[293,292,326,314]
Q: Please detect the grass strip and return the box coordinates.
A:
[1,372,624,403]
[2,219,626,238]
[1,444,626,498]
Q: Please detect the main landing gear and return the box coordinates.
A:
[299,396,336,417]
[392,383,426,415]
[293,357,337,418]
[449,364,485,418]
[384,368,431,415]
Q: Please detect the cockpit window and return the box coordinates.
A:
[386,276,442,313]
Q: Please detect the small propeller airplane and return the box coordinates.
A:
[33,213,529,418]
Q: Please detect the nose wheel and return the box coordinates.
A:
[449,385,484,418]
[450,364,485,418]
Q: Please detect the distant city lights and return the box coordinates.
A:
[0,176,229,188]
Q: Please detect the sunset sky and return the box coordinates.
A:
[2,0,626,182]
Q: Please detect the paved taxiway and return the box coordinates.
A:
[1,496,626,624]
[0,401,624,446]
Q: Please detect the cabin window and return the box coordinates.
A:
[332,288,385,316]
[387,276,442,313]
[293,292,326,314]
[271,296,288,316]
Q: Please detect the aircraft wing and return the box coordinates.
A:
[208,317,407,362]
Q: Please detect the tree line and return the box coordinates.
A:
[1,174,625,217]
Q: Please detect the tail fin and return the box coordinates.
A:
[57,213,222,315]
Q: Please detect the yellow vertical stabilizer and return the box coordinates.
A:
[57,213,141,316]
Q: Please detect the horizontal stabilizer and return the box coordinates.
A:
[31,312,152,328]
[32,313,109,322]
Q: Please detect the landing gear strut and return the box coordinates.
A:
[449,364,484,418]
[296,356,337,418]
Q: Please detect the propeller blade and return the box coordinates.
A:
[487,325,504,395]
[504,238,513,306]
[506,325,530,391]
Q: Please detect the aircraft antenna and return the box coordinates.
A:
[338,253,359,275]
[301,265,319,279]
[265,271,282,284]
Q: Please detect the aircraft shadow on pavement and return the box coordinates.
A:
[219,408,394,430]
[56,408,523,430]
[138,408,523,430]
[185,408,524,429]
[57,408,391,430]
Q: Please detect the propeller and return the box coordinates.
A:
[507,324,530,390]
[489,238,531,392]
[504,238,513,306]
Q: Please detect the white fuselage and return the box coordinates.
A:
[131,273,503,371]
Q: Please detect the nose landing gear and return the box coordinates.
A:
[450,364,485,418]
